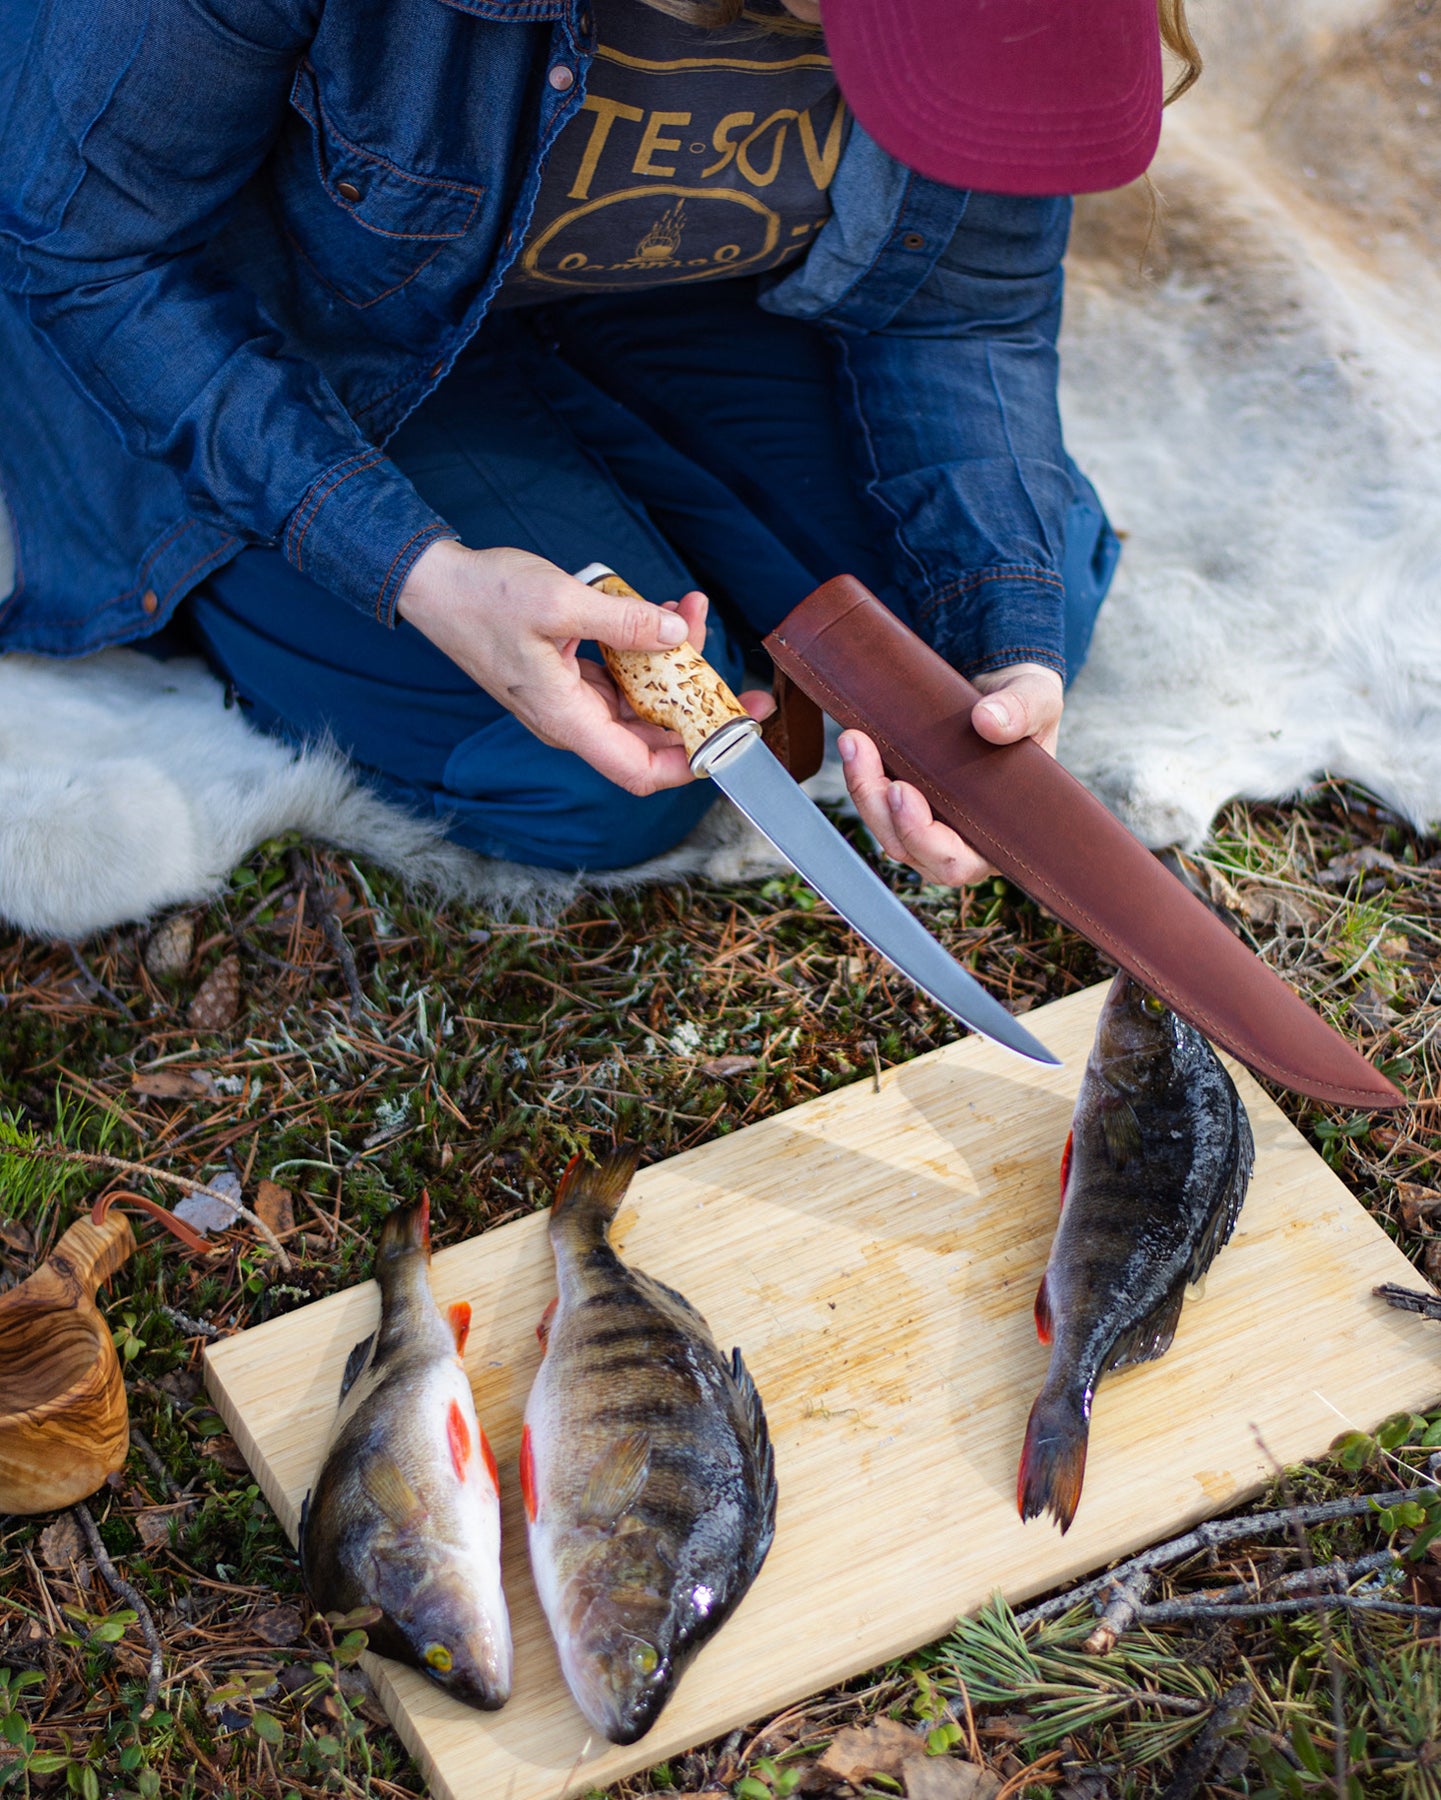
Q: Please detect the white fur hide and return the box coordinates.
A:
[2,0,1439,939]
[0,651,789,939]
[1057,0,1441,845]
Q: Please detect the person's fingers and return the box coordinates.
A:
[669,589,709,652]
[547,670,699,793]
[548,573,692,652]
[740,685,776,722]
[970,664,1064,752]
[838,730,909,861]
[841,729,994,885]
[884,780,994,884]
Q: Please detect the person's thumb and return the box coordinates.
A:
[585,590,690,653]
[971,667,1064,745]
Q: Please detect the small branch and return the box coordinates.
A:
[1084,1569,1154,1654]
[1159,1681,1254,1800]
[1376,1282,1441,1321]
[1016,1486,1440,1629]
[0,1140,291,1270]
[288,849,370,1023]
[72,1500,163,1716]
[66,943,135,1021]
[1253,1424,1349,1800]
[1192,1549,1398,1608]
[159,1304,226,1341]
[1138,1594,1439,1624]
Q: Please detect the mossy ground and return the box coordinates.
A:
[1,782,1438,1799]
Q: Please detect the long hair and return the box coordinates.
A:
[637,1,1203,100]
[1156,0,1202,103]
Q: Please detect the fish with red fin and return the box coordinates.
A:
[1018,974,1254,1534]
[299,1196,512,1708]
[522,1148,777,1745]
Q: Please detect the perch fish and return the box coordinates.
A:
[299,1197,512,1709]
[522,1148,777,1744]
[1018,972,1254,1533]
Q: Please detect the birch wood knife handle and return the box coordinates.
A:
[580,565,752,767]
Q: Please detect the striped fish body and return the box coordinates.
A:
[300,1198,512,1709]
[1018,973,1255,1534]
[522,1151,776,1745]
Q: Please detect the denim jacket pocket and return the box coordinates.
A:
[278,60,485,310]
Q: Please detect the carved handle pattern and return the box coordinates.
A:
[586,568,752,767]
[49,1213,136,1303]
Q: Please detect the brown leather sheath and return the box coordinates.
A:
[764,576,1403,1110]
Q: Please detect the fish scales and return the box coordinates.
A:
[524,1148,776,1745]
[299,1197,513,1710]
[1018,972,1254,1534]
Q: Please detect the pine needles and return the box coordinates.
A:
[0,1094,123,1236]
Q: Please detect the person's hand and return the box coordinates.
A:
[839,662,1063,886]
[397,542,774,794]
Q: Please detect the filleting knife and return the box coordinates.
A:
[575,563,1058,1067]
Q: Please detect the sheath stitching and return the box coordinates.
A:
[770,635,1391,1108]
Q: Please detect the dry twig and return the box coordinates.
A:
[72,1500,164,1715]
[288,849,370,1022]
[0,1140,292,1270]
[1017,1486,1440,1629]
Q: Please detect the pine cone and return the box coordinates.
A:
[188,954,242,1032]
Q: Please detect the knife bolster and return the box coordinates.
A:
[691,716,762,778]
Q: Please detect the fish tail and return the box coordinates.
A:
[377,1192,431,1267]
[549,1146,638,1248]
[1017,1383,1090,1534]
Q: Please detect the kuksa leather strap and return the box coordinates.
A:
[765,576,1403,1110]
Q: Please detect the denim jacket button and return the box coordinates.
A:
[548,64,575,90]
[336,180,362,204]
[141,589,159,615]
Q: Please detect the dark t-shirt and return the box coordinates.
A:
[495,0,847,305]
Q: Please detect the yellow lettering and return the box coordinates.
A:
[702,111,754,178]
[736,110,798,188]
[568,94,645,201]
[632,110,691,179]
[797,99,847,191]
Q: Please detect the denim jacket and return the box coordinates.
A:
[0,0,1076,679]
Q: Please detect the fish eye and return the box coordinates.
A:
[424,1643,453,1673]
[1141,992,1167,1017]
[628,1641,659,1676]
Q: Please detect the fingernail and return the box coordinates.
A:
[979,699,1010,730]
[838,732,856,763]
[887,783,904,814]
[657,613,688,645]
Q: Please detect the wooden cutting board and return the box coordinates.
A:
[206,982,1440,1800]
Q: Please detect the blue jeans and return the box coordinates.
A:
[187,283,1117,870]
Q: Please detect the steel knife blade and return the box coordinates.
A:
[576,563,1058,1066]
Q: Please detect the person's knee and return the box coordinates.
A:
[559,778,718,869]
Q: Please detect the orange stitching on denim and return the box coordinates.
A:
[917,568,1064,624]
[291,62,486,207]
[966,648,1066,677]
[288,452,384,571]
[374,522,452,624]
[160,536,239,607]
[281,224,452,311]
[24,519,198,629]
[284,451,367,562]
